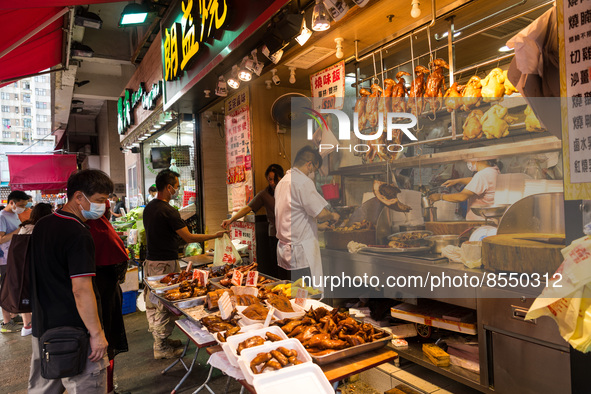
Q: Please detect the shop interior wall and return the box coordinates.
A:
[97,100,125,187]
[200,116,228,239]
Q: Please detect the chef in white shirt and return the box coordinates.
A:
[275,146,339,286]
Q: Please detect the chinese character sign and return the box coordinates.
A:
[564,0,591,184]
[230,220,256,263]
[310,61,345,110]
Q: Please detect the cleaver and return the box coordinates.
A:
[516,236,565,245]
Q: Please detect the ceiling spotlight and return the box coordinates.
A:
[499,45,513,52]
[71,42,94,58]
[245,49,264,76]
[265,80,272,89]
[334,37,344,59]
[295,14,312,45]
[215,76,228,97]
[204,89,211,98]
[288,67,296,84]
[238,57,253,81]
[227,65,241,89]
[262,45,284,64]
[311,0,331,31]
[271,68,280,85]
[74,9,103,29]
[119,3,150,27]
[71,99,84,106]
[411,0,421,18]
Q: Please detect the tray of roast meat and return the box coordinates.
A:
[273,306,392,365]
[209,263,280,288]
[144,270,195,291]
[153,279,214,304]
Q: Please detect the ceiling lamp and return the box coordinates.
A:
[227,65,241,89]
[215,76,228,97]
[410,0,421,18]
[288,67,296,84]
[311,0,331,31]
[262,45,284,64]
[119,3,150,27]
[295,14,312,45]
[74,9,103,29]
[334,37,344,59]
[238,57,253,81]
[245,49,264,76]
[204,89,211,98]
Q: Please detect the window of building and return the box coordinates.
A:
[24,131,32,140]
[15,132,19,139]
[2,131,10,138]
[37,128,50,135]
[1,106,8,113]
[36,101,48,109]
[36,115,48,122]
[14,120,19,126]
[14,107,19,114]
[23,118,31,128]
[2,119,9,129]
[14,94,18,100]
[34,76,47,83]
[23,94,31,103]
[23,107,31,116]
[0,92,7,100]
[22,81,30,90]
[13,82,17,88]
[34,88,47,96]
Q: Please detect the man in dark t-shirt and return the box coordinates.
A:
[143,169,226,359]
[29,169,113,393]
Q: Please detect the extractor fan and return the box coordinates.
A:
[270,92,311,128]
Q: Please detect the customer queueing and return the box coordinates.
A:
[143,169,227,359]
[15,202,53,337]
[0,190,31,333]
[29,169,111,393]
[87,199,129,393]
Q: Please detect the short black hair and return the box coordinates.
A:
[265,164,284,179]
[7,191,30,203]
[155,169,180,191]
[148,185,157,193]
[293,145,322,168]
[66,169,114,199]
[21,203,53,227]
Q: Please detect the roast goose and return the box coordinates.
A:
[423,59,449,118]
[391,71,411,113]
[408,65,430,116]
[373,180,411,212]
[355,88,371,130]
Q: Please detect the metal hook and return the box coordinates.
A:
[371,53,379,85]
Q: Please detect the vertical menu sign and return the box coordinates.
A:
[565,0,591,182]
[310,61,345,110]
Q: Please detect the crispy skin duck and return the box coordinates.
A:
[462,76,482,111]
[481,68,506,102]
[391,71,411,113]
[366,84,383,128]
[408,66,430,116]
[356,88,371,130]
[267,295,293,312]
[242,304,269,320]
[237,336,265,355]
[444,82,465,112]
[462,110,484,140]
[424,59,449,117]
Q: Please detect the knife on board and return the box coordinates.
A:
[516,237,566,245]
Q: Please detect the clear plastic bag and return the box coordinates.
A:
[213,234,242,266]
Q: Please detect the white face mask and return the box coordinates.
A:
[80,194,106,220]
[170,185,179,199]
[467,162,477,172]
[12,204,25,215]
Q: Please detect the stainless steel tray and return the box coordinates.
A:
[210,273,282,289]
[359,245,432,254]
[311,327,393,365]
[144,274,181,291]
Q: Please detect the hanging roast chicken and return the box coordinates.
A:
[481,68,506,102]
[408,66,430,116]
[461,76,482,111]
[481,104,516,139]
[462,110,484,140]
[444,82,465,112]
[424,59,449,118]
[373,180,411,212]
[391,71,411,113]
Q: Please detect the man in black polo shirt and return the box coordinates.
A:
[29,169,112,393]
[143,169,226,359]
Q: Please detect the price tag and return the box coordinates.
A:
[231,270,244,287]
[245,271,258,286]
[192,269,200,280]
[294,288,308,308]
[199,270,209,287]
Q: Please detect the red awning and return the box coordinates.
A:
[7,154,77,191]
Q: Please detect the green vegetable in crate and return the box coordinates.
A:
[184,242,202,256]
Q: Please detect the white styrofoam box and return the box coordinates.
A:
[239,338,312,385]
[252,362,333,394]
[120,267,139,292]
[302,299,333,311]
[237,306,274,326]
[223,326,288,367]
[265,299,305,320]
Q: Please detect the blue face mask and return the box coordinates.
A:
[25,202,32,208]
[80,194,106,220]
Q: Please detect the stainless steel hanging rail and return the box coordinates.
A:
[454,52,515,76]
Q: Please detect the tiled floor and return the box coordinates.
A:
[359,358,481,394]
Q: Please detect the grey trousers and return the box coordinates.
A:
[144,259,180,341]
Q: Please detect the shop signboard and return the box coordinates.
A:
[230,220,256,263]
[561,0,591,199]
[310,60,345,110]
[117,80,163,134]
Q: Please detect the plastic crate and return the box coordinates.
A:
[122,290,138,315]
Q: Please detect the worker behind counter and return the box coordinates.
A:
[142,169,227,359]
[429,159,500,220]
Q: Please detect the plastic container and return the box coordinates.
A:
[237,306,273,326]
[321,183,340,200]
[122,290,138,315]
[239,338,312,385]
[265,299,305,320]
[223,326,288,367]
[252,362,333,394]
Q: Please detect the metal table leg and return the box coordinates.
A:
[192,364,215,394]
[162,340,203,394]
[162,340,191,375]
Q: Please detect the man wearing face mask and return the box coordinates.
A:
[429,159,500,220]
[28,169,111,393]
[275,146,339,284]
[143,169,227,359]
[18,196,33,223]
[0,190,30,332]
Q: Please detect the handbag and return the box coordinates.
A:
[0,233,32,313]
[39,326,90,379]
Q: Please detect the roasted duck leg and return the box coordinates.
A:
[408,66,430,116]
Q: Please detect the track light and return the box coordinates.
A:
[311,0,331,31]
[238,57,253,81]
[295,15,312,45]
[334,37,344,59]
[271,68,280,85]
[74,9,103,29]
[119,3,150,27]
[411,0,421,18]
[215,76,228,97]
[245,49,264,76]
[288,67,296,84]
[262,45,284,64]
[227,65,241,89]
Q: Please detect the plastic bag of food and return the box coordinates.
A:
[461,241,482,268]
[526,236,591,353]
[184,242,202,256]
[213,234,242,266]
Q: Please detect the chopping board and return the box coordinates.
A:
[425,221,484,235]
[482,233,564,275]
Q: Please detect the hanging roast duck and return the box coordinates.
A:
[366,83,383,128]
[408,66,430,116]
[424,59,449,118]
[355,88,371,130]
[391,71,411,113]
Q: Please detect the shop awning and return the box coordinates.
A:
[0,1,123,86]
[7,154,77,191]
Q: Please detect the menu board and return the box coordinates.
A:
[230,220,256,263]
[563,0,591,185]
[310,60,345,110]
